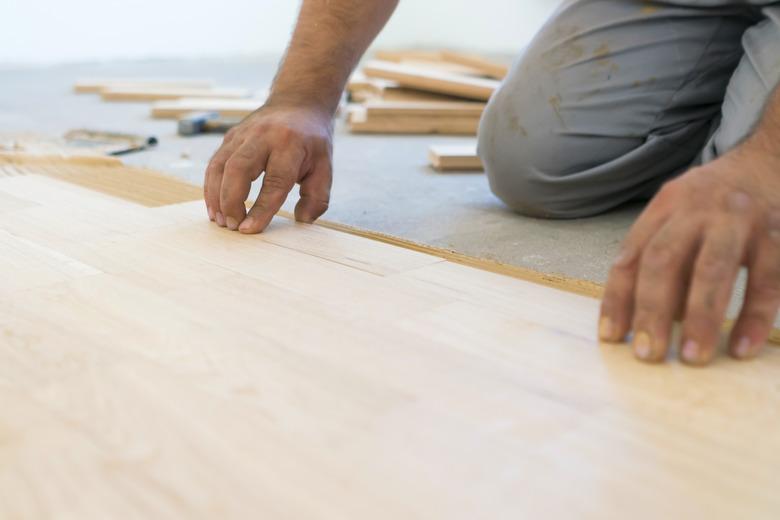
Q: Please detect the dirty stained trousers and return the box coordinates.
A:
[477,0,780,218]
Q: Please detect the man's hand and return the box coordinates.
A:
[202,0,398,233]
[599,145,780,365]
[204,105,333,234]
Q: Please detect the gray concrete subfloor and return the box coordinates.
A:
[0,55,642,286]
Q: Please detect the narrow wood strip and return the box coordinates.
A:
[347,107,479,135]
[440,51,510,80]
[101,87,251,102]
[373,49,445,62]
[428,144,484,171]
[276,209,603,298]
[364,100,485,118]
[150,97,267,119]
[74,78,215,94]
[0,153,123,167]
[347,74,468,103]
[362,61,500,101]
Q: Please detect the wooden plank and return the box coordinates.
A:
[363,100,485,118]
[379,87,465,103]
[396,59,485,77]
[347,107,479,135]
[101,86,251,102]
[373,49,445,62]
[347,74,466,103]
[150,97,267,119]
[373,49,508,79]
[0,155,201,207]
[74,78,215,94]
[362,60,500,101]
[1,172,780,519]
[428,144,484,171]
[440,51,510,80]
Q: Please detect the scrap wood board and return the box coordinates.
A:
[362,60,500,101]
[374,49,508,79]
[347,106,480,135]
[362,100,485,118]
[346,74,467,103]
[74,78,215,94]
[100,86,251,102]
[428,144,484,171]
[1,158,780,519]
[440,50,510,79]
[150,97,268,119]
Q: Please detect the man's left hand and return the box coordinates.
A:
[599,144,780,365]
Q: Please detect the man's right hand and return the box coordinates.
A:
[204,104,334,234]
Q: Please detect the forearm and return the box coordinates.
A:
[268,0,399,115]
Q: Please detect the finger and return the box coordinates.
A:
[630,219,702,363]
[729,211,780,360]
[599,182,676,343]
[681,193,753,365]
[239,148,303,234]
[205,137,242,226]
[220,140,269,231]
[294,157,332,224]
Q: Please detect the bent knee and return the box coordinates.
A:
[477,98,589,219]
[478,84,640,219]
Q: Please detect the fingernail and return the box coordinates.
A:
[599,316,614,341]
[735,337,752,359]
[238,218,252,233]
[216,211,226,227]
[226,216,238,231]
[633,331,653,360]
[682,340,700,363]
[207,207,216,221]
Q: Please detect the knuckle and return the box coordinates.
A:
[224,127,240,141]
[205,159,221,177]
[223,157,247,178]
[641,243,673,272]
[634,291,662,315]
[273,126,298,145]
[695,253,731,282]
[740,306,776,328]
[235,142,258,160]
[748,281,780,304]
[683,307,719,334]
[655,180,681,204]
[724,190,752,214]
[249,123,269,136]
[262,173,292,192]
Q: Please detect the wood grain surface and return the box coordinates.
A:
[363,100,486,118]
[362,60,500,101]
[428,144,484,171]
[347,106,480,135]
[74,78,215,94]
[150,97,268,119]
[1,165,779,519]
[100,86,251,102]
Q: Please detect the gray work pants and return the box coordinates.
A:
[477,0,780,218]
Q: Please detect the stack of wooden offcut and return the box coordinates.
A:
[346,50,508,136]
[74,79,268,121]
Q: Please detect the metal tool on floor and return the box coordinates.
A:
[177,112,241,136]
[64,129,158,156]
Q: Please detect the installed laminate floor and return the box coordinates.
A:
[1,166,779,519]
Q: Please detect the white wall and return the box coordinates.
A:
[2,0,558,65]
